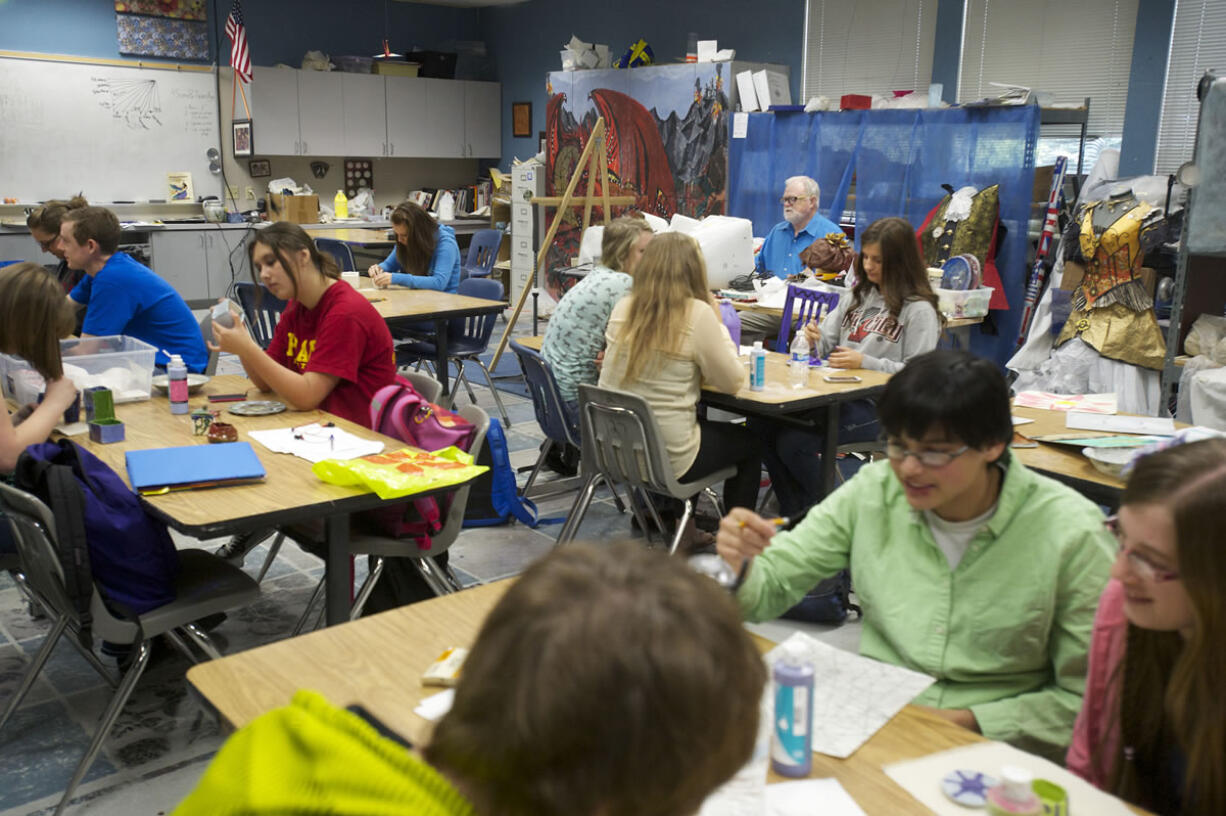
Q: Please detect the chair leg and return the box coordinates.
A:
[54,640,153,816]
[608,482,627,514]
[0,614,70,735]
[639,489,669,537]
[521,439,552,497]
[626,488,655,543]
[702,486,726,519]
[161,628,202,664]
[668,499,696,556]
[254,533,285,584]
[14,575,117,688]
[555,475,601,545]
[349,556,385,620]
[411,556,455,596]
[438,560,466,592]
[180,623,224,661]
[474,359,510,427]
[292,578,326,636]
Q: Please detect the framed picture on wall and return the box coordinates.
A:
[512,102,532,138]
[232,119,253,157]
[248,159,271,177]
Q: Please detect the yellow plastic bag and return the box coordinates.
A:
[312,446,487,500]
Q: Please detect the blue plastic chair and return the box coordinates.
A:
[234,281,289,349]
[314,237,357,272]
[460,228,503,280]
[396,277,510,426]
[509,339,581,496]
[775,284,842,353]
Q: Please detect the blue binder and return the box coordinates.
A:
[125,441,267,494]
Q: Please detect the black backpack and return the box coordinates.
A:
[781,569,861,625]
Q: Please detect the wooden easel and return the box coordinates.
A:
[488,117,637,372]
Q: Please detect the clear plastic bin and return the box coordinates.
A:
[936,286,994,319]
[1,335,158,405]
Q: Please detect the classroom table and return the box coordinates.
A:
[355,287,505,396]
[72,375,477,626]
[303,226,395,247]
[185,578,1150,814]
[729,298,984,343]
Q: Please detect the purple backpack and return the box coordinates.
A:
[365,377,477,548]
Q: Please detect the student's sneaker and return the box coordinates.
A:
[214,528,276,567]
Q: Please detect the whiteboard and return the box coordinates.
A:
[0,57,222,203]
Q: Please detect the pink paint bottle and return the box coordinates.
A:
[985,765,1042,816]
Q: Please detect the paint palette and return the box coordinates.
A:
[227,400,287,417]
[941,769,998,808]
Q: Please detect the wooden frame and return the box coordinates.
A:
[247,158,271,177]
[511,101,532,138]
[232,118,253,157]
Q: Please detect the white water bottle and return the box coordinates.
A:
[749,341,766,391]
[789,330,809,387]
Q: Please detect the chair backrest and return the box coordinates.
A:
[776,284,842,353]
[461,228,503,279]
[400,370,444,404]
[234,281,289,349]
[0,482,76,625]
[575,383,679,496]
[314,237,356,272]
[452,277,504,346]
[510,339,578,447]
[197,311,220,375]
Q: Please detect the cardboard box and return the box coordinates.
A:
[373,60,420,77]
[268,193,319,224]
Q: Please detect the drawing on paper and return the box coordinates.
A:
[92,77,163,130]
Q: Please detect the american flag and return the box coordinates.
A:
[225,0,252,84]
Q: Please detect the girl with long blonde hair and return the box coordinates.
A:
[599,233,760,530]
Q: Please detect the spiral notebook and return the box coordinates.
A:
[125,442,267,495]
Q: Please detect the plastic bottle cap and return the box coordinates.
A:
[752,341,763,350]
[780,640,810,666]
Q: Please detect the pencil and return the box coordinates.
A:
[736,516,790,529]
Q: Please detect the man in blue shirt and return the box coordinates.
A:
[742,176,845,343]
[60,207,209,372]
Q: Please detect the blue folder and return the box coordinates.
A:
[125,442,267,494]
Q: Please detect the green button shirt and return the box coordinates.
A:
[738,458,1113,761]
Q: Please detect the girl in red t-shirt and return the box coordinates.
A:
[210,222,395,428]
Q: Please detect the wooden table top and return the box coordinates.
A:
[74,375,410,537]
[357,287,505,322]
[303,227,394,245]
[728,299,983,330]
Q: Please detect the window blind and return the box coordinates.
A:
[1154,0,1226,173]
[802,0,936,102]
[959,0,1138,137]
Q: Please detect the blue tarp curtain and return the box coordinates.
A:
[727,106,1039,366]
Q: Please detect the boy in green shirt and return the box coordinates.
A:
[718,349,1114,760]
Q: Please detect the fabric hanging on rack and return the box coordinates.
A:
[727,106,1038,366]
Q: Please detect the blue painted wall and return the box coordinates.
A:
[1119,0,1176,175]
[478,0,807,168]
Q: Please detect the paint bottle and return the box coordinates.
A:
[985,765,1042,816]
[750,341,767,391]
[770,641,814,778]
[168,354,190,415]
[334,190,349,220]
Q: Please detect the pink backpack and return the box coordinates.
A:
[365,377,478,549]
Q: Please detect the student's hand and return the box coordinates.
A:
[370,268,392,289]
[594,349,605,370]
[802,318,821,346]
[43,377,78,412]
[716,508,779,579]
[827,346,863,369]
[914,706,980,733]
[208,306,257,355]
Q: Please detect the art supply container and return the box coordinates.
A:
[985,765,1042,816]
[750,341,766,391]
[770,641,814,777]
[167,354,189,414]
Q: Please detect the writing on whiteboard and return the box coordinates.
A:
[91,76,163,130]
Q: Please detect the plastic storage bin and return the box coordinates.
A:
[1,335,158,405]
[936,286,994,319]
[333,55,373,74]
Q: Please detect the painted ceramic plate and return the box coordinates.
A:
[227,400,287,416]
[151,373,210,394]
[941,769,997,807]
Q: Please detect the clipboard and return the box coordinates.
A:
[125,442,267,494]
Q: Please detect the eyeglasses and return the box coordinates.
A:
[37,235,60,252]
[884,439,970,468]
[780,196,810,206]
[1104,515,1180,583]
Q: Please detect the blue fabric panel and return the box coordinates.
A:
[728,106,1038,367]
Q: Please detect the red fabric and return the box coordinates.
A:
[266,282,396,428]
[1067,580,1128,790]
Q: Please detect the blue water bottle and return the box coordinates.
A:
[750,341,767,391]
[770,642,815,778]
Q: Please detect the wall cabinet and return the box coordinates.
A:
[251,67,500,159]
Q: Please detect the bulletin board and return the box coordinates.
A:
[0,54,222,203]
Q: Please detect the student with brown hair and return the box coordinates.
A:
[0,263,80,474]
[26,195,88,294]
[599,232,761,518]
[173,543,767,816]
[367,200,461,292]
[760,215,943,516]
[60,206,209,372]
[1068,438,1226,815]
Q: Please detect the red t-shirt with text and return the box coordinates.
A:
[266,282,395,428]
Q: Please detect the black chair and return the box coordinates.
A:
[234,281,289,349]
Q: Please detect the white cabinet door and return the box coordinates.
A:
[251,67,302,155]
[297,70,345,156]
[150,232,210,303]
[422,78,466,158]
[384,76,430,157]
[463,81,502,158]
[341,73,388,157]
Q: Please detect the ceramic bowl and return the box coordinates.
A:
[1082,446,1135,479]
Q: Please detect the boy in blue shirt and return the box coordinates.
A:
[60,207,208,372]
